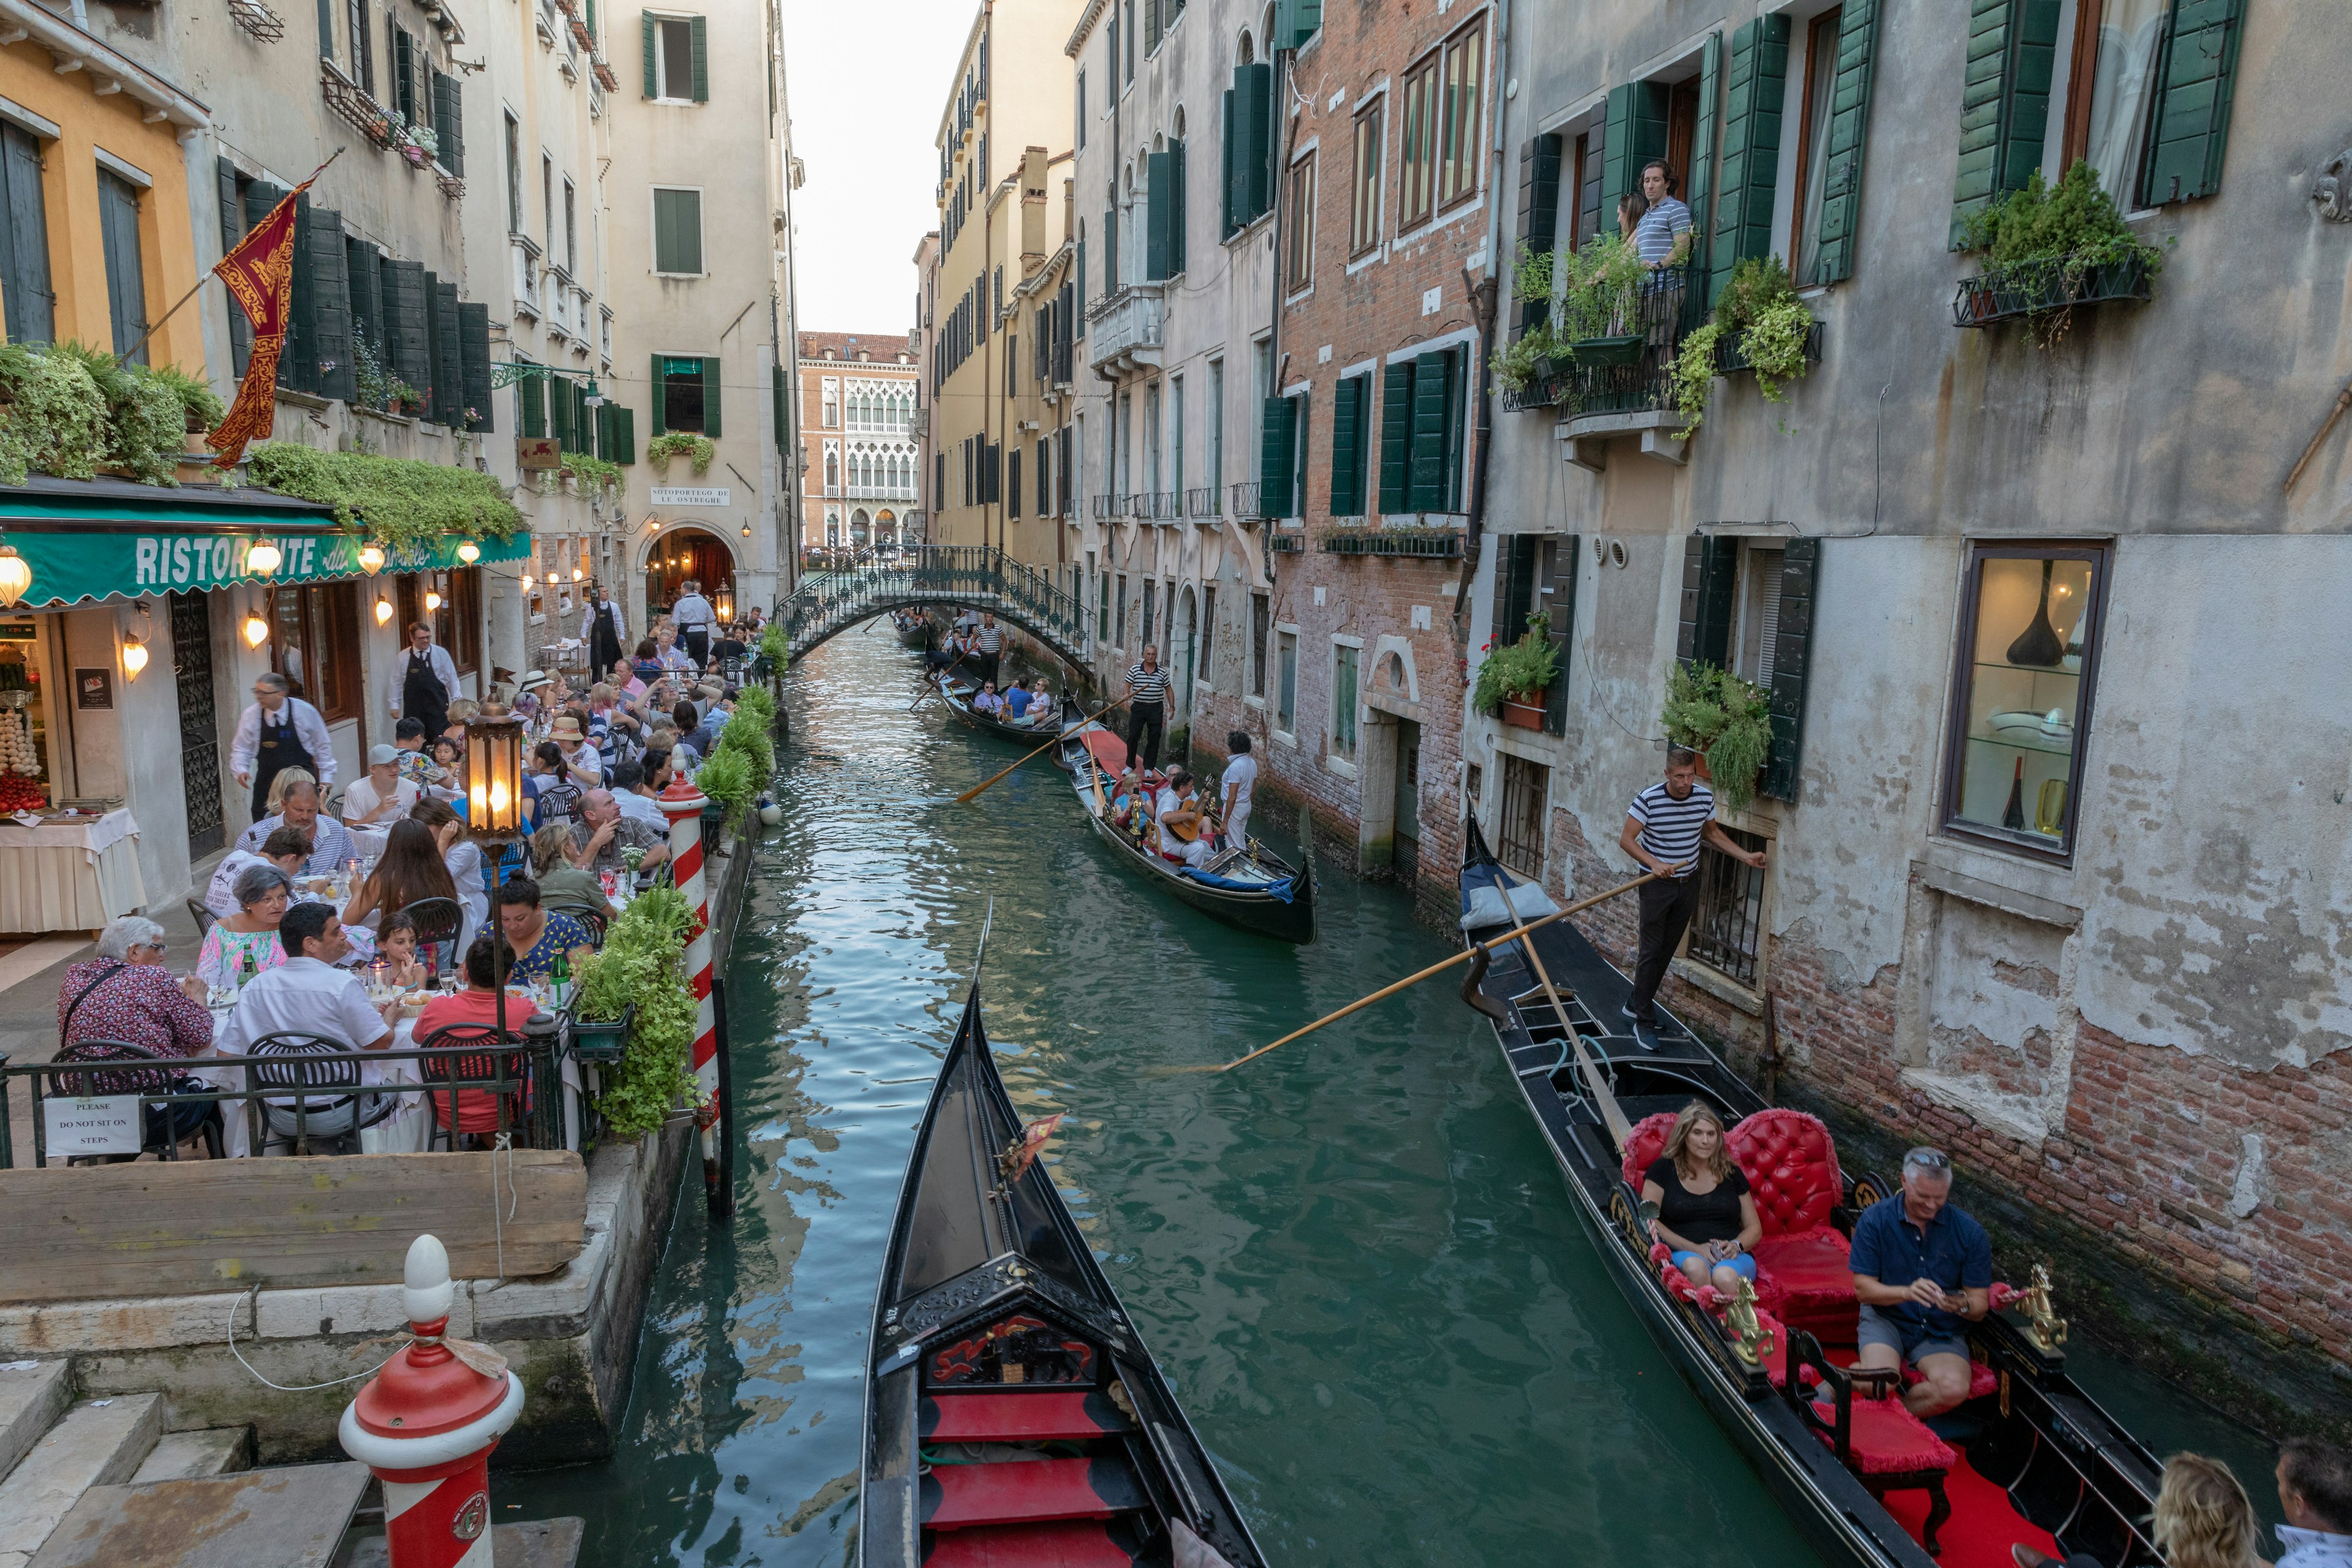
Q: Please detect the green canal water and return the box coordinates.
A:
[509,626,2281,1566]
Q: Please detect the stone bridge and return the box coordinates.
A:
[775,546,1091,668]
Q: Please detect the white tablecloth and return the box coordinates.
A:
[195,1014,429,1157]
[0,809,146,933]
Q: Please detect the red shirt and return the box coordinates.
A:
[413,987,538,1133]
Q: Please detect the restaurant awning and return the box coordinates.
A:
[0,476,532,609]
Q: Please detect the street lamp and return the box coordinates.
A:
[457,540,481,564]
[246,540,282,576]
[461,709,530,1054]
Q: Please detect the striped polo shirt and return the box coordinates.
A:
[1125,662,1171,705]
[1629,778,1714,878]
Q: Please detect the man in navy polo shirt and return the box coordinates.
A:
[1849,1146,1993,1417]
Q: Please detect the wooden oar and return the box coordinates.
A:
[910,648,973,710]
[1479,862,1634,1151]
[1163,869,1663,1076]
[955,696,1133,804]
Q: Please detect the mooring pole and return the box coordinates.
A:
[709,976,737,1221]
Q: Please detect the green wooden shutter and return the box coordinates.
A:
[316,0,333,57]
[648,353,665,435]
[1258,397,1294,516]
[689,15,708,102]
[1675,535,1737,668]
[434,278,461,428]
[1686,34,1723,282]
[641,11,657,97]
[771,363,786,451]
[216,159,251,374]
[388,258,427,394]
[615,405,636,463]
[1234,64,1271,224]
[550,372,575,450]
[1760,537,1817,802]
[1074,241,1085,332]
[1406,352,1452,512]
[1146,149,1172,279]
[1806,1,1880,285]
[700,355,721,437]
[1542,534,1579,736]
[1441,349,1464,508]
[458,303,491,431]
[592,401,610,458]
[282,194,316,393]
[1709,15,1791,303]
[1950,0,2060,247]
[516,369,544,438]
[1600,81,1670,210]
[308,208,355,402]
[1169,138,1186,273]
[1102,207,1117,291]
[417,269,439,415]
[1513,134,1562,339]
[1221,86,1237,235]
[2139,0,2242,206]
[1328,375,1362,515]
[344,237,379,371]
[1278,0,1319,48]
[1377,360,1411,513]
[393,28,415,123]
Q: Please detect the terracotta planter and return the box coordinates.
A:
[1501,696,1547,730]
[1694,751,1713,782]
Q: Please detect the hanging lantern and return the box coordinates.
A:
[520,574,535,593]
[0,544,29,609]
[374,597,394,625]
[358,543,386,575]
[246,540,282,576]
[461,709,528,843]
[121,640,148,680]
[243,609,270,649]
[571,567,582,582]
[424,590,442,612]
[457,540,481,564]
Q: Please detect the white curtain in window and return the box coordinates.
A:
[2083,0,2169,206]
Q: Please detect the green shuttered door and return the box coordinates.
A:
[1709,15,1790,304]
[1328,375,1363,517]
[1806,0,1880,286]
[1406,351,1453,513]
[1259,397,1295,517]
[1377,361,1411,514]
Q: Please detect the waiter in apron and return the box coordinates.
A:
[582,584,627,681]
[386,619,458,745]
[231,671,335,822]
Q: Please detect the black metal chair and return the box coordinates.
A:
[243,1031,397,1156]
[417,1023,534,1150]
[185,895,217,937]
[394,896,465,979]
[544,902,608,946]
[48,1040,224,1163]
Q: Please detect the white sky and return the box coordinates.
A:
[782,0,971,340]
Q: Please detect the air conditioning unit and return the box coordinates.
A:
[1017,419,1039,432]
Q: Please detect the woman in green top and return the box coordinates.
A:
[528,821,617,918]
[197,863,292,991]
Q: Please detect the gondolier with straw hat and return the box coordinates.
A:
[1619,747,1766,1049]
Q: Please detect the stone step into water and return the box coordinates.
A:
[0,1394,162,1568]
[0,1366,71,1485]
[129,1429,253,1485]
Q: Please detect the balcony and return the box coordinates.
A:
[1229,481,1266,519]
[319,61,396,149]
[1185,486,1223,519]
[511,237,541,319]
[1951,255,2153,329]
[1087,282,1164,375]
[1133,490,1181,521]
[1317,525,1461,560]
[845,484,916,501]
[1523,265,1708,470]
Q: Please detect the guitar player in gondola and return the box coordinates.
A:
[1155,768,1215,869]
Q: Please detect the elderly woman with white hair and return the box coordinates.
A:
[57,916,213,1058]
[196,863,293,992]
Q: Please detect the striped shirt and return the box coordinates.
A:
[1629,778,1714,878]
[1632,195,1693,265]
[978,625,1004,652]
[1125,662,1170,705]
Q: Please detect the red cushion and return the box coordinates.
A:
[1811,1396,1959,1476]
[1619,1111,1679,1191]
[1749,1227,1854,1308]
[1901,1359,2000,1402]
[1727,1108,1844,1237]
[1755,1308,1792,1388]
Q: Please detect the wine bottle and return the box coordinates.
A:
[550,948,570,1011]
[2002,756,2026,830]
[239,948,258,990]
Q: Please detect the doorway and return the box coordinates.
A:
[644,527,736,621]
[1393,718,1422,886]
[1178,587,1197,717]
[170,590,223,858]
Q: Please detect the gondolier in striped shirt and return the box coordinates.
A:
[974,613,1006,687]
[1123,646,1171,773]
[1618,747,1766,1050]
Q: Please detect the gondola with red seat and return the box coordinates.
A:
[861,977,1269,1568]
[1459,821,2166,1568]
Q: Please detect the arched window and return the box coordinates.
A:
[1236,29,1253,65]
[824,451,839,488]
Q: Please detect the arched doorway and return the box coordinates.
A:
[876,508,897,546]
[850,508,871,548]
[643,525,737,622]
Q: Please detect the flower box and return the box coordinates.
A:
[1951,253,2153,329]
[1501,694,1548,729]
[1570,334,1645,368]
[570,1001,633,1063]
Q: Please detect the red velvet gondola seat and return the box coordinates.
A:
[1728,1109,1860,1342]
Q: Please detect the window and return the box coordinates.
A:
[267,582,363,722]
[1098,568,1111,639]
[1248,590,1268,698]
[1790,9,1843,285]
[1207,358,1224,503]
[659,355,709,432]
[821,379,839,427]
[654,15,700,102]
[2062,0,2169,205]
[1332,643,1359,756]
[1351,100,1384,254]
[347,0,374,92]
[1398,51,1439,228]
[2,129,56,350]
[1077,69,1086,148]
[1436,21,1485,211]
[1378,350,1465,513]
[652,187,703,274]
[1169,373,1184,499]
[1286,151,1316,291]
[563,179,578,273]
[1689,825,1770,987]
[1732,545,1786,691]
[1144,381,1161,494]
[503,113,523,232]
[1942,542,2109,861]
[1123,0,1134,81]
[1199,586,1215,679]
[1142,581,1156,647]
[1008,447,1022,518]
[542,153,554,250]
[1497,753,1547,878]
[1115,573,1128,645]
[1276,630,1297,731]
[97,171,147,366]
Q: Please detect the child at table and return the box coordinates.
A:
[374,912,429,990]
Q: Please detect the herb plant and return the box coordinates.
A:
[1471,611,1559,715]
[1660,662,1773,813]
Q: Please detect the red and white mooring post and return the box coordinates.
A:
[338,1236,524,1568]
[658,776,722,1203]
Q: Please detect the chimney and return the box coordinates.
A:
[1020,146,1049,278]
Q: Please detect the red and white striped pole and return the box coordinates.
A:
[658,775,722,1209]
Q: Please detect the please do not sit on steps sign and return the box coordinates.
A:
[42,1095,144,1157]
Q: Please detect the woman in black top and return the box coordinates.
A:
[1641,1099,1763,1295]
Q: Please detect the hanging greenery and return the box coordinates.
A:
[572,881,701,1139]
[1471,612,1559,716]
[1660,662,1773,815]
[1956,160,2167,345]
[647,431,715,473]
[1668,257,1820,435]
[558,450,624,494]
[0,342,224,487]
[243,442,523,552]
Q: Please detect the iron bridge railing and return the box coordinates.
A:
[780,545,1092,664]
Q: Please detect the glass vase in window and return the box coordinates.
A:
[1948,546,2103,854]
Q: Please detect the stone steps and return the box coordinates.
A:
[129,1428,253,1485]
[0,1367,71,1485]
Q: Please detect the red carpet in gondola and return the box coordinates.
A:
[1078,728,1129,775]
[923,1519,1143,1566]
[1877,1453,2060,1568]
[921,1457,1147,1529]
[921,1391,1136,1443]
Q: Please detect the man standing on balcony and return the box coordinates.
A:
[1618,747,1766,1050]
[1632,160,1694,268]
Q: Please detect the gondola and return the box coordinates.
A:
[1055,701,1315,944]
[861,978,1270,1568]
[1455,821,2163,1568]
[932,670,1068,745]
[895,610,933,650]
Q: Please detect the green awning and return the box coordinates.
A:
[0,477,531,608]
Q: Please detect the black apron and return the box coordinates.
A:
[590,603,624,678]
[402,647,450,741]
[251,703,316,821]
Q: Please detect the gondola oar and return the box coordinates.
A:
[1478,862,1635,1151]
[910,647,973,709]
[954,695,1134,804]
[1161,869,1663,1076]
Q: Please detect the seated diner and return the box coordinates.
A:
[205,826,314,920]
[58,915,212,1057]
[218,902,398,1055]
[413,933,540,1149]
[198,864,294,991]
[494,878,595,983]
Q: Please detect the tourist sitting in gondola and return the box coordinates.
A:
[1155,769,1215,868]
[1849,1146,1992,1419]
[1640,1101,1762,1296]
[1016,676,1056,725]
[1001,677,1035,720]
[1111,769,1153,840]
[971,679,1004,717]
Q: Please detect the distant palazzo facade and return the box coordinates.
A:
[798,331,922,548]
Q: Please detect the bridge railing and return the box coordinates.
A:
[777,545,1091,663]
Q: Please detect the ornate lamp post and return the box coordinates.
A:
[462,710,529,1046]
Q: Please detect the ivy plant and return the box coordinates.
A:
[243,442,524,553]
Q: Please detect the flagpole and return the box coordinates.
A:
[116,146,349,368]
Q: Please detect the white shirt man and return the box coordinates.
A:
[670,587,715,635]
[384,629,459,723]
[220,905,396,1055]
[578,596,628,646]
[1153,772,1214,869]
[341,745,421,827]
[1219,740,1259,850]
[227,679,337,791]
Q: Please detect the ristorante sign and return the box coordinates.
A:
[7,526,532,608]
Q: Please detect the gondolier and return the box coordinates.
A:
[229,671,336,822]
[973,612,1005,687]
[1123,644,1170,773]
[671,578,717,669]
[386,621,459,750]
[580,585,627,680]
[1619,747,1765,1049]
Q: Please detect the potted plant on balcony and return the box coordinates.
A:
[1955,161,2165,343]
[1670,256,1819,435]
[1473,612,1559,730]
[1552,233,1653,367]
[647,431,715,475]
[1660,662,1772,814]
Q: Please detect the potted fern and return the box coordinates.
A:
[1954,161,2164,341]
[1670,256,1819,435]
[1474,612,1559,730]
[1660,662,1773,813]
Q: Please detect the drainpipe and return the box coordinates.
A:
[981,1,998,557]
[1453,0,1510,649]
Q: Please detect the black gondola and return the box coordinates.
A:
[932,671,1068,745]
[861,979,1270,1568]
[1055,704,1316,945]
[1457,821,2163,1568]
[895,610,933,650]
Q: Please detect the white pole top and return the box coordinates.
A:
[403,1234,456,1325]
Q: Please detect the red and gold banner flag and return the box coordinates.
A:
[204,178,313,470]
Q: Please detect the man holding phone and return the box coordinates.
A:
[1849,1147,1992,1417]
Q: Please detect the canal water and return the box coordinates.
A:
[511,625,2281,1566]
